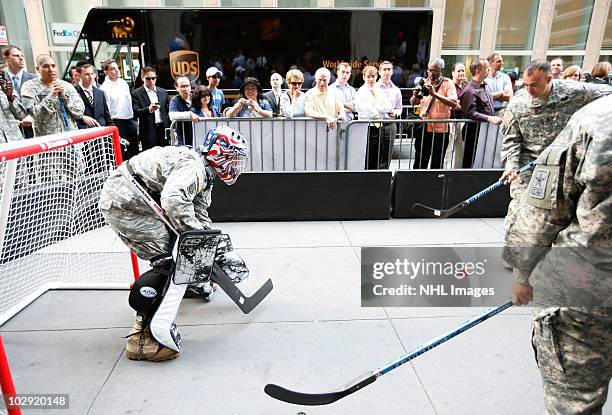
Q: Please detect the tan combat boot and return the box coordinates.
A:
[125,318,180,362]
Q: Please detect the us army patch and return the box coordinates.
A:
[530,169,549,200]
[187,181,197,197]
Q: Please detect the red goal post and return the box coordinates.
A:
[0,127,139,325]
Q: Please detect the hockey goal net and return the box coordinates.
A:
[0,127,138,327]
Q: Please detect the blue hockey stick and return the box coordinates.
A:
[264,298,513,406]
[412,162,535,218]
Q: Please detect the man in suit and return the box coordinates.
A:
[2,45,36,138]
[75,64,113,129]
[263,72,283,116]
[131,66,170,150]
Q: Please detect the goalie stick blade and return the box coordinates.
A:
[411,202,459,218]
[211,263,273,314]
[264,373,377,406]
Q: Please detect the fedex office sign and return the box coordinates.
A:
[50,23,81,45]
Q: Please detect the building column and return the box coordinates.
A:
[23,0,48,59]
[262,0,277,6]
[478,0,501,58]
[583,0,610,70]
[429,0,444,59]
[318,0,333,6]
[205,0,221,6]
[531,0,554,60]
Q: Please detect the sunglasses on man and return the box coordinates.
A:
[144,76,157,80]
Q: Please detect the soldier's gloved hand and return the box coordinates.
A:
[500,168,518,184]
[512,281,533,305]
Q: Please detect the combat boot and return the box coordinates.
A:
[125,318,180,362]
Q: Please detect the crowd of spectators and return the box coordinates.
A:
[1,44,610,172]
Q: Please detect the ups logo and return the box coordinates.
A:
[169,50,200,82]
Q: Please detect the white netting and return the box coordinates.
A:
[0,128,136,325]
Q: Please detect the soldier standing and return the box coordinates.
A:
[18,54,84,135]
[0,71,25,143]
[502,94,612,414]
[500,60,610,231]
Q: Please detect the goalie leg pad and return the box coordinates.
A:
[149,278,187,352]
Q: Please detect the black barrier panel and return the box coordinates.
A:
[393,170,511,218]
[209,171,392,221]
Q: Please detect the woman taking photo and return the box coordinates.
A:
[226,77,273,118]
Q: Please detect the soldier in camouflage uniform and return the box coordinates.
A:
[500,60,610,232]
[99,125,248,361]
[502,94,612,414]
[0,74,24,143]
[17,54,84,135]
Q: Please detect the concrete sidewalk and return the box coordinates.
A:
[1,218,602,414]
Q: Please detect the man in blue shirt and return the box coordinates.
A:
[484,53,513,115]
[206,67,225,115]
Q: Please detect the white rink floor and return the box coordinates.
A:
[1,218,610,414]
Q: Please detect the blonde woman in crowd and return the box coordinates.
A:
[355,65,392,170]
[280,68,306,118]
[561,65,582,81]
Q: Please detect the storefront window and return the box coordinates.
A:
[496,0,538,50]
[105,0,151,6]
[220,0,261,6]
[440,55,474,78]
[390,0,431,6]
[603,15,612,49]
[278,0,317,6]
[442,0,484,50]
[162,0,204,6]
[500,55,531,76]
[549,0,594,50]
[0,0,34,70]
[335,0,373,6]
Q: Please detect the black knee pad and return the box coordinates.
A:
[129,268,171,321]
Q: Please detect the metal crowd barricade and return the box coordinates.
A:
[169,117,504,172]
[344,118,504,170]
[170,117,371,171]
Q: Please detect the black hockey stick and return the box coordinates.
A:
[119,165,273,314]
[211,263,273,314]
[264,299,513,406]
[412,162,535,218]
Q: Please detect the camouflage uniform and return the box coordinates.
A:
[0,90,25,143]
[502,95,612,414]
[99,146,214,261]
[501,80,610,232]
[17,78,84,135]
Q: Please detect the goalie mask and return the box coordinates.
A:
[201,126,249,186]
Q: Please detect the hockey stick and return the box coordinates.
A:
[119,165,273,314]
[412,162,535,218]
[264,298,513,406]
